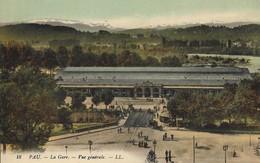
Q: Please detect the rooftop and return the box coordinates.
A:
[55,67,252,88]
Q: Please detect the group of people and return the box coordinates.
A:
[163,132,174,141]
[138,141,148,148]
[117,127,123,133]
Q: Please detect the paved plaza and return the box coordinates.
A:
[45,126,260,163]
[42,97,260,163]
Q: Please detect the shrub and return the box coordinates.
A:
[219,122,230,129]
[203,123,217,129]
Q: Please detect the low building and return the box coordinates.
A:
[55,67,252,97]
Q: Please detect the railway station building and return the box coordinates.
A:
[55,67,252,98]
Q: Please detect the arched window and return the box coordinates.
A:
[137,88,142,97]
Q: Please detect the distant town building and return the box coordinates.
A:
[55,67,252,97]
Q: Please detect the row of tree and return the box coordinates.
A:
[69,89,115,110]
[167,78,260,128]
[162,37,260,56]
[162,38,225,48]
[0,44,182,72]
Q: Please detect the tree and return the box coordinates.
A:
[84,51,98,66]
[0,44,6,70]
[4,44,20,71]
[58,107,73,130]
[100,90,114,109]
[0,83,21,153]
[117,50,143,67]
[97,52,117,67]
[56,46,69,67]
[70,45,84,66]
[54,87,67,105]
[143,56,160,67]
[167,90,192,123]
[71,91,86,110]
[92,94,101,109]
[161,56,182,67]
[146,150,157,163]
[217,83,238,122]
[42,48,58,76]
[0,66,59,151]
[230,81,258,124]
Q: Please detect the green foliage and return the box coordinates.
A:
[70,91,86,110]
[0,66,59,151]
[167,90,192,121]
[98,52,117,67]
[146,150,157,163]
[56,46,69,67]
[100,90,115,109]
[167,79,260,128]
[161,56,182,67]
[70,45,84,66]
[54,87,67,106]
[117,50,143,67]
[42,48,58,70]
[91,94,101,108]
[58,107,73,130]
[143,56,160,67]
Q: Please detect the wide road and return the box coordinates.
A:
[124,110,154,127]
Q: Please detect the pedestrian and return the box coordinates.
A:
[171,134,174,140]
[132,139,135,145]
[165,156,168,163]
[128,127,130,133]
[165,150,168,157]
[144,142,147,148]
[195,142,198,148]
[233,150,237,157]
[169,150,172,162]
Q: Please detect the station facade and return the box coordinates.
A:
[55,67,252,98]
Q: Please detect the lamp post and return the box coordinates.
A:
[153,140,157,153]
[193,136,196,163]
[249,132,252,146]
[88,140,93,153]
[223,145,228,163]
[65,146,68,155]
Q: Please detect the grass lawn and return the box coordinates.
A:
[51,123,102,136]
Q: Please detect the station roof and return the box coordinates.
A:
[55,67,252,88]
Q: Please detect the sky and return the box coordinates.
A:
[0,0,260,28]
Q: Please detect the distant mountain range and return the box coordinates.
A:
[0,21,260,44]
[0,19,259,32]
[0,19,124,32]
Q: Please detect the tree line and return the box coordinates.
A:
[162,37,260,56]
[167,78,260,129]
[0,44,182,73]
